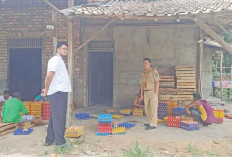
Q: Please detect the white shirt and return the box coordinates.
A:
[47,54,71,95]
[0,95,12,102]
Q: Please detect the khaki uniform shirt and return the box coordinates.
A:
[140,68,160,90]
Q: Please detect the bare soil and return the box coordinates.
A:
[0,104,232,157]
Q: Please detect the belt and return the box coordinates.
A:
[144,89,153,91]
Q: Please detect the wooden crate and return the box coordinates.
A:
[0,123,18,136]
[160,76,175,88]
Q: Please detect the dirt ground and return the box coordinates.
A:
[0,104,232,157]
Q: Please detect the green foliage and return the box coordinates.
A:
[123,141,154,157]
[53,144,73,154]
[186,143,217,157]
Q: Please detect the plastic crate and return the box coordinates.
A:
[172,108,185,116]
[118,122,135,129]
[180,121,200,131]
[158,102,168,119]
[98,114,112,123]
[112,127,126,135]
[132,108,143,116]
[213,108,224,118]
[96,130,110,136]
[167,116,180,127]
[112,114,124,119]
[214,117,223,124]
[14,128,33,135]
[97,123,112,133]
[65,126,84,138]
[75,113,90,120]
[120,109,132,115]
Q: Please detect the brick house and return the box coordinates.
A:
[1,0,232,109]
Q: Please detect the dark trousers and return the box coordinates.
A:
[189,107,209,126]
[46,92,68,145]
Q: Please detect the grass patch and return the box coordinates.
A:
[186,143,217,157]
[123,141,154,157]
[53,144,73,154]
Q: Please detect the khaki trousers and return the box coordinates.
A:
[144,90,158,127]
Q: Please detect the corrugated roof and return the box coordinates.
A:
[61,0,232,18]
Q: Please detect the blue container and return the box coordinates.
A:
[172,108,185,116]
[98,114,112,123]
[75,113,91,120]
[118,122,135,129]
[14,128,33,135]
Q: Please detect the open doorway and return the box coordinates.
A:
[9,48,42,101]
[88,51,113,106]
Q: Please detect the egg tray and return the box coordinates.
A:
[14,128,33,135]
[96,130,110,136]
[180,122,200,131]
[118,122,135,129]
[75,113,91,120]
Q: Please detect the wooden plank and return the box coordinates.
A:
[0,124,17,132]
[0,128,16,136]
[160,76,174,79]
[176,74,196,77]
[160,79,175,82]
[177,80,196,83]
[175,66,194,69]
[176,76,195,80]
[194,18,232,55]
[177,86,196,89]
[159,95,178,100]
[0,123,17,128]
[176,71,195,75]
[177,82,196,86]
[175,67,195,71]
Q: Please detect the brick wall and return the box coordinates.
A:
[0,0,85,107]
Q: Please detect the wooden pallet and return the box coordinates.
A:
[0,123,18,136]
[160,76,175,88]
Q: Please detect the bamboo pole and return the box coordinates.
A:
[220,51,223,101]
[66,0,74,127]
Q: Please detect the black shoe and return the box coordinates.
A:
[44,141,54,146]
[146,125,156,130]
[144,123,149,126]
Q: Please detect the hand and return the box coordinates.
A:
[140,95,144,101]
[41,89,48,97]
[184,107,189,115]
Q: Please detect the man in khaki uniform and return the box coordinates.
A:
[140,58,159,130]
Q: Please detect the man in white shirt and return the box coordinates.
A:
[42,42,71,146]
[0,90,12,106]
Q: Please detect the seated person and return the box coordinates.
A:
[2,92,48,126]
[0,90,12,106]
[184,93,216,126]
[133,91,144,108]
